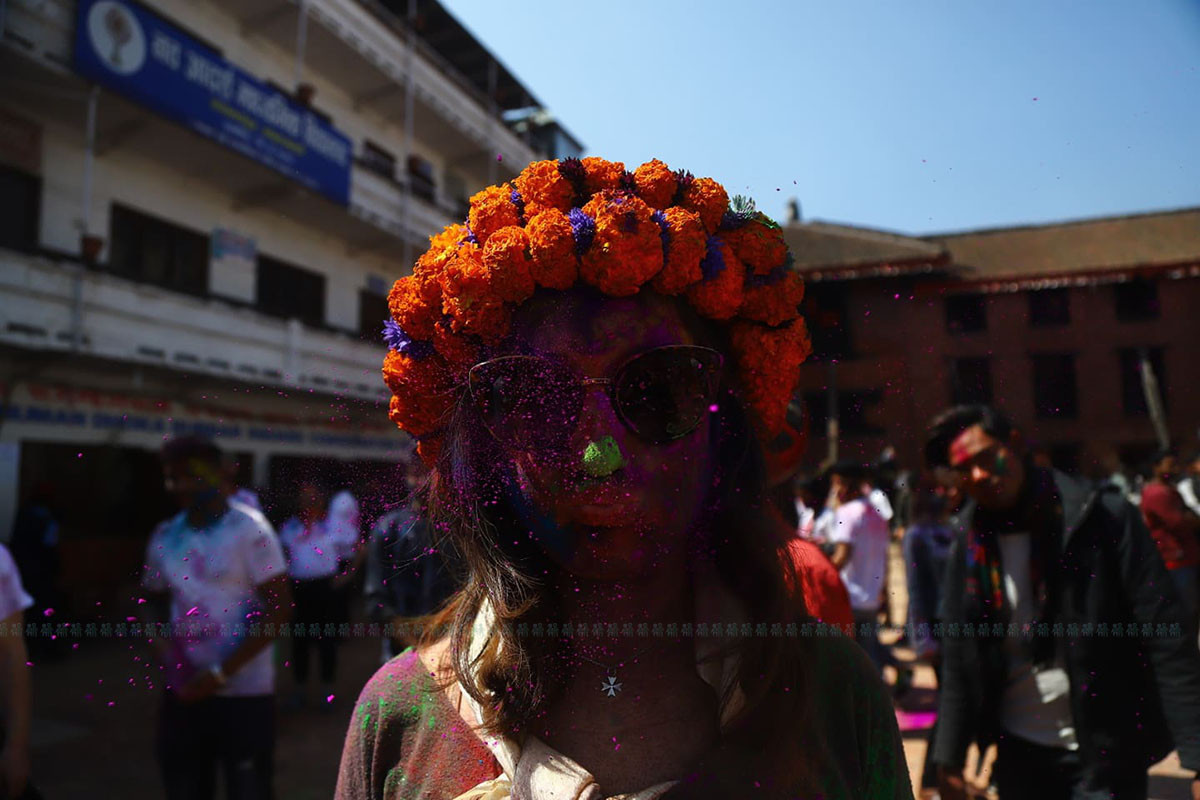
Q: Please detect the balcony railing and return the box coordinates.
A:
[0,249,390,402]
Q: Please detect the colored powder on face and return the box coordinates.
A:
[993,451,1008,476]
[582,436,625,477]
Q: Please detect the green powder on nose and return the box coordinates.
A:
[582,435,625,477]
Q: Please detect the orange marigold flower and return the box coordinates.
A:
[428,223,468,256]
[431,320,481,370]
[730,318,812,436]
[685,239,744,320]
[382,349,454,397]
[387,274,440,340]
[514,160,574,218]
[439,244,510,341]
[581,157,625,195]
[415,224,467,281]
[723,217,790,275]
[633,159,677,209]
[681,176,729,233]
[481,226,535,304]
[468,184,522,246]
[526,209,578,290]
[739,271,805,327]
[387,394,451,440]
[651,206,706,295]
[578,192,663,296]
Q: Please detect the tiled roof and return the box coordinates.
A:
[923,206,1200,283]
[782,221,949,281]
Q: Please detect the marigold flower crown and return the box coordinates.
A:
[381,156,812,466]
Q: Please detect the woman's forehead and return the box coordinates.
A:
[516,291,695,356]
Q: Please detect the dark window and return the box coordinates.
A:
[1119,347,1167,417]
[1031,353,1078,419]
[108,204,208,295]
[0,165,40,252]
[256,254,325,327]
[359,140,397,181]
[1114,278,1160,321]
[802,283,852,361]
[950,357,993,405]
[802,388,885,438]
[359,289,389,342]
[407,155,436,202]
[945,294,986,334]
[1028,288,1070,327]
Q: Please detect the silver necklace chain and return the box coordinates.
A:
[571,642,659,698]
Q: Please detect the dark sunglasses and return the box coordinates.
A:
[467,345,724,450]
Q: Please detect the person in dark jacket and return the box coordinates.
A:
[925,405,1200,800]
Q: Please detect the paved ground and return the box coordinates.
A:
[19,545,1196,798]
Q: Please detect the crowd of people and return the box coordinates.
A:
[1,156,1199,800]
[786,410,1200,800]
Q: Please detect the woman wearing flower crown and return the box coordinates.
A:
[335,157,912,800]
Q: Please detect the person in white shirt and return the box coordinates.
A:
[0,543,34,799]
[141,436,291,800]
[826,462,897,678]
[279,480,359,709]
[1179,452,1200,517]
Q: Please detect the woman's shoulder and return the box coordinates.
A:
[338,643,500,800]
[353,646,444,725]
[803,634,912,799]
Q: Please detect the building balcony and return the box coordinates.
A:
[205,0,542,174]
[0,248,391,402]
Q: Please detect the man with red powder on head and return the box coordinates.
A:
[1140,448,1200,635]
[926,405,1200,800]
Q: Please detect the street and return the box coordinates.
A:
[18,548,1196,799]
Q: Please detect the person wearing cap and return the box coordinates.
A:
[926,405,1200,800]
[335,157,911,799]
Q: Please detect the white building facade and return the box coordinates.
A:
[0,0,579,605]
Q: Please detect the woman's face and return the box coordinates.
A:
[499,290,716,582]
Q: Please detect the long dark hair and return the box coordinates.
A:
[412,297,822,794]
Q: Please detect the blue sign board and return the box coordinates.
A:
[73,0,352,206]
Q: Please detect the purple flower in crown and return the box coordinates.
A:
[567,208,595,255]
[382,319,434,358]
[699,235,727,280]
[558,157,586,186]
[651,210,670,258]
[509,188,526,222]
[464,225,480,246]
[671,169,695,205]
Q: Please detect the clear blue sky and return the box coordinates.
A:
[440,0,1200,235]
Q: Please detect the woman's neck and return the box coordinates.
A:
[536,565,721,794]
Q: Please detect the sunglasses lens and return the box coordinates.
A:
[470,358,578,450]
[614,348,721,442]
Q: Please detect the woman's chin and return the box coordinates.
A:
[552,525,654,581]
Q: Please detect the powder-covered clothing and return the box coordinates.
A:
[0,543,33,621]
[141,502,287,696]
[995,532,1078,751]
[783,537,854,629]
[829,498,891,611]
[337,634,911,800]
[280,517,356,580]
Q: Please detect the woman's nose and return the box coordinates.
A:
[569,385,626,458]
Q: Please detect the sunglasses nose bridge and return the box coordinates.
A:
[569,378,622,448]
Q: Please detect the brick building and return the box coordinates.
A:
[788,207,1200,479]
